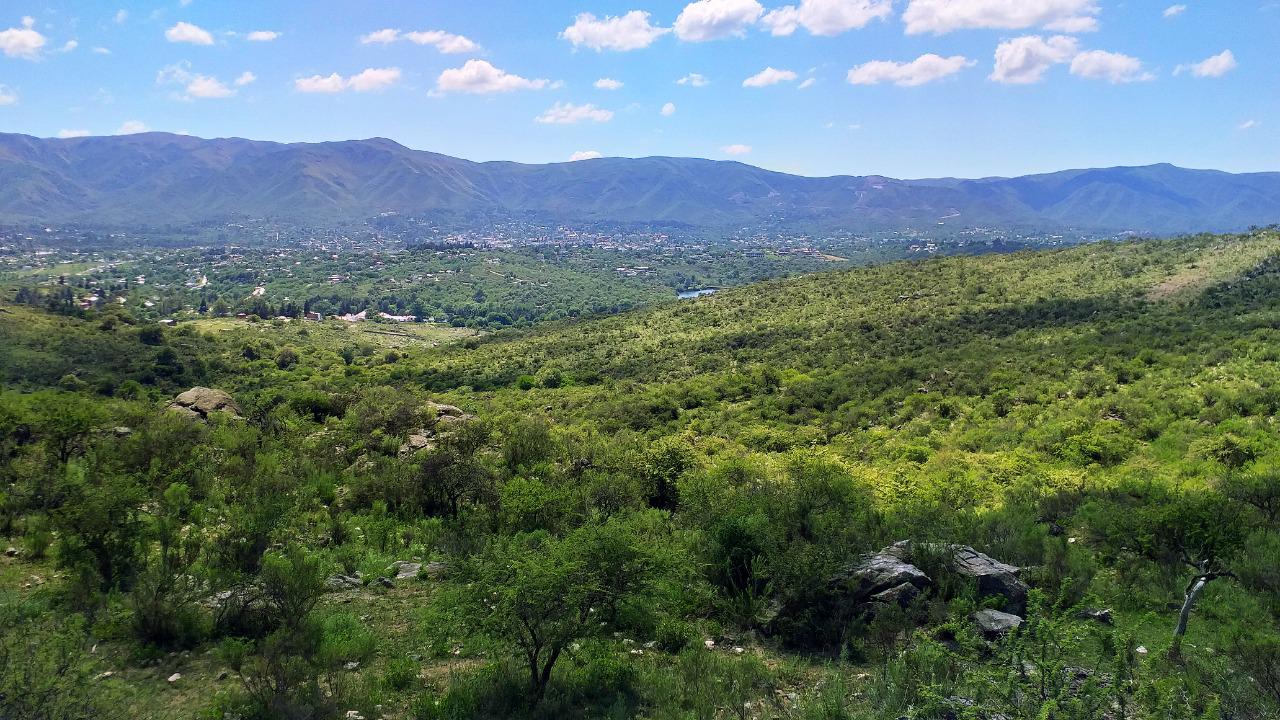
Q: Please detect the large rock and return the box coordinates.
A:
[398,433,435,457]
[972,609,1023,638]
[168,387,243,421]
[887,541,1029,616]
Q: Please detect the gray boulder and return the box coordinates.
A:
[388,561,421,580]
[972,609,1023,638]
[168,387,243,421]
[887,541,1029,616]
[325,574,362,591]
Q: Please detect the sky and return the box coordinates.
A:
[0,0,1277,178]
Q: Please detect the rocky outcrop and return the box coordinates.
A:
[398,402,476,457]
[167,387,243,421]
[886,540,1030,616]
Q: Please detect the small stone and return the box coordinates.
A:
[972,609,1024,638]
[4,547,17,557]
[344,661,360,671]
[703,639,716,648]
[95,671,115,681]
[344,712,365,720]
[216,670,229,681]
[1136,645,1148,655]
[167,673,182,683]
[733,647,745,654]
[377,576,394,589]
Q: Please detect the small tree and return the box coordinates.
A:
[460,518,661,704]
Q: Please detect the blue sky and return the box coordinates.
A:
[1,1,1276,177]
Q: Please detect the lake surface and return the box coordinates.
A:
[677,288,719,300]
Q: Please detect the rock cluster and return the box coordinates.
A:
[397,401,477,457]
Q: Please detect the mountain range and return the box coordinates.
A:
[1,132,1278,234]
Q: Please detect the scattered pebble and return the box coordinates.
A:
[167,673,182,683]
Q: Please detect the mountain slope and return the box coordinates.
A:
[1,132,1278,233]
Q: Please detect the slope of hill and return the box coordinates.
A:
[3,232,1280,719]
[2,132,1279,233]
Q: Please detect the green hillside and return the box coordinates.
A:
[3,232,1280,720]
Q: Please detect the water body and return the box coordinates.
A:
[677,288,719,300]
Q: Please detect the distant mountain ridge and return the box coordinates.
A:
[1,132,1278,233]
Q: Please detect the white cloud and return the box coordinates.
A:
[360,28,400,44]
[570,150,604,161]
[903,0,1099,35]
[158,62,236,99]
[674,0,763,41]
[594,77,624,90]
[294,68,400,93]
[0,86,16,105]
[1163,4,1186,18]
[296,73,346,93]
[363,28,480,53]
[743,66,798,87]
[990,34,1079,84]
[536,102,613,124]
[165,21,214,45]
[721,144,752,155]
[61,40,78,52]
[347,67,401,91]
[677,73,709,87]
[562,11,669,51]
[114,9,127,24]
[234,71,256,86]
[116,120,149,135]
[762,0,893,37]
[435,59,552,94]
[57,129,90,138]
[404,30,480,53]
[93,46,111,55]
[0,18,47,59]
[798,77,816,89]
[246,30,280,42]
[849,53,973,86]
[1239,119,1260,130]
[1069,50,1154,83]
[661,102,676,116]
[1175,49,1237,78]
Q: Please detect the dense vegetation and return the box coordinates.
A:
[3,231,1280,719]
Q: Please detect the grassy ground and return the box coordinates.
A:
[187,317,479,352]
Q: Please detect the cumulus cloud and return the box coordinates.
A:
[158,62,237,99]
[57,129,90,138]
[903,0,1099,35]
[360,28,400,44]
[661,101,676,116]
[166,21,214,45]
[295,67,401,93]
[246,30,280,41]
[594,77,624,90]
[435,59,552,94]
[721,144,752,155]
[1175,50,1237,78]
[234,71,256,86]
[0,86,16,105]
[674,0,763,41]
[1239,119,1260,131]
[743,67,798,87]
[848,54,973,86]
[570,150,604,161]
[1163,4,1186,18]
[61,40,78,52]
[295,73,346,93]
[562,11,669,51]
[762,0,893,37]
[347,67,402,91]
[0,16,47,59]
[116,120,149,134]
[677,73,709,86]
[93,46,111,55]
[1069,50,1154,83]
[536,102,614,124]
[361,28,480,53]
[989,34,1079,84]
